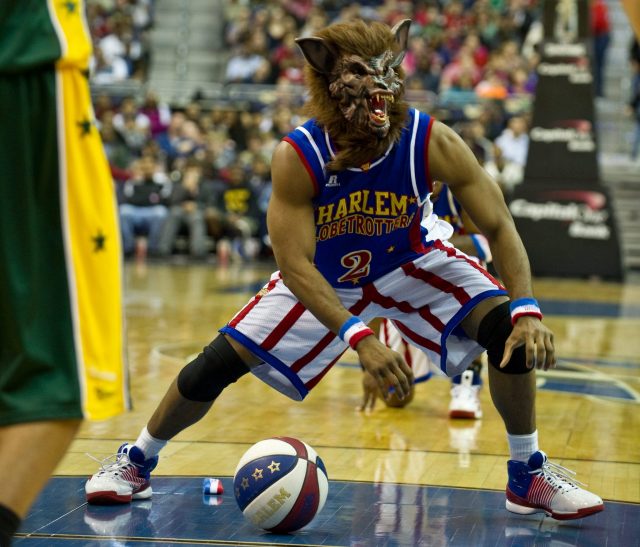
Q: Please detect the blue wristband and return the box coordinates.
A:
[338,316,361,341]
[509,298,539,313]
[509,298,543,324]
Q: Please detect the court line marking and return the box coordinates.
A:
[13,531,342,546]
[68,440,640,467]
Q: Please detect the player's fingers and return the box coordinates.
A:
[544,334,555,370]
[366,390,377,411]
[535,334,547,370]
[357,392,369,412]
[499,339,515,368]
[375,370,390,399]
[393,357,413,399]
[526,340,536,369]
[547,332,556,368]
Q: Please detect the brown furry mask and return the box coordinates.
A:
[296,19,411,171]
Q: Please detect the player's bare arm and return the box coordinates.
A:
[428,121,555,371]
[269,141,413,397]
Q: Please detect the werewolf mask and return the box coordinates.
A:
[296,19,411,171]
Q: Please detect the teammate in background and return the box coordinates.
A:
[360,182,490,419]
[85,19,603,521]
[0,2,129,545]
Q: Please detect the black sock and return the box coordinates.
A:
[0,504,20,547]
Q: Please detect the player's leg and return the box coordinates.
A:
[1,64,127,541]
[85,334,254,504]
[86,274,351,504]
[0,420,80,515]
[392,247,603,520]
[0,421,80,546]
[463,299,604,519]
[461,297,534,434]
[146,336,256,439]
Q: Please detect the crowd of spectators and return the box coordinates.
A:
[92,0,546,263]
[87,0,155,83]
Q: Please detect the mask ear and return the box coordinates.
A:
[389,19,411,67]
[295,37,337,74]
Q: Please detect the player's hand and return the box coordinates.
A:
[499,316,556,371]
[358,370,380,412]
[356,336,414,400]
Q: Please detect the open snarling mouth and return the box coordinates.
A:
[368,93,394,127]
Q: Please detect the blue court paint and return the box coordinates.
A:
[538,299,640,318]
[539,379,636,400]
[13,477,639,547]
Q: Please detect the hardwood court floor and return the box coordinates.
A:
[22,261,639,546]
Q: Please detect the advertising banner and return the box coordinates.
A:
[510,182,623,279]
[524,0,599,183]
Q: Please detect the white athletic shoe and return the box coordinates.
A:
[506,451,604,520]
[449,370,482,419]
[85,444,158,505]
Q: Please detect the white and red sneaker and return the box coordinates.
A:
[85,444,158,505]
[506,451,604,520]
[449,370,482,419]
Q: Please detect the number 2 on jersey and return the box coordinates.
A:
[338,250,372,284]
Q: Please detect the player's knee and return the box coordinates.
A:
[177,335,250,401]
[476,302,532,375]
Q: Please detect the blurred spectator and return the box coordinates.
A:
[484,143,524,197]
[495,115,529,167]
[225,33,272,84]
[475,69,509,100]
[91,45,128,83]
[590,0,611,98]
[140,91,171,137]
[158,162,211,259]
[206,163,260,263]
[155,112,186,161]
[99,112,133,181]
[87,1,154,81]
[119,155,170,257]
[173,120,206,160]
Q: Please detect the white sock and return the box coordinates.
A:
[507,430,539,462]
[135,426,168,459]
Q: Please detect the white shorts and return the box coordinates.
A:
[220,240,506,400]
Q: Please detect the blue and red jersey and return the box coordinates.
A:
[283,108,435,288]
[432,185,465,235]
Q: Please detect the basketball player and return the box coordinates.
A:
[360,182,490,418]
[0,2,128,545]
[86,19,604,520]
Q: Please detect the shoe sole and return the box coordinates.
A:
[86,491,132,505]
[449,409,482,419]
[505,499,604,520]
[87,486,152,505]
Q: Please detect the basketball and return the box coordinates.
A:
[233,437,329,533]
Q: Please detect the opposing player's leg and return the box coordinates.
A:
[463,299,604,520]
[1,61,128,542]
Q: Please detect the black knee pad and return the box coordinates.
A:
[177,335,249,401]
[476,302,531,375]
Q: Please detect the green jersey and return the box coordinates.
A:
[0,0,92,73]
